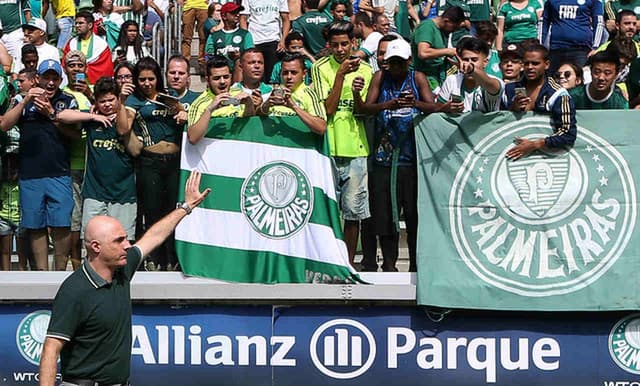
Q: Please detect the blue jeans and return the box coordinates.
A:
[57,16,74,49]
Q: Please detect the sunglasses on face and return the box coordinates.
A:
[554,71,573,79]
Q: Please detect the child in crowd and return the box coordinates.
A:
[270,32,315,86]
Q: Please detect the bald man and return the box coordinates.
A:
[38,171,211,386]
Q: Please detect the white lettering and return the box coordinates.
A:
[532,338,560,370]
[387,327,415,368]
[270,336,296,366]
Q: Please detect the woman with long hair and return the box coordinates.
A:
[92,0,124,49]
[116,57,185,271]
[113,20,151,65]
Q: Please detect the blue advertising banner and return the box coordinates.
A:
[2,305,640,385]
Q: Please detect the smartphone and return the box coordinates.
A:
[349,54,359,60]
[272,87,285,99]
[156,92,183,112]
[400,89,414,100]
[74,73,86,84]
[514,87,527,97]
[220,97,240,106]
[451,93,463,103]
[116,48,125,57]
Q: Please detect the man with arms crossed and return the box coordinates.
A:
[39,171,211,386]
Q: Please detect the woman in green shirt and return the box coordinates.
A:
[496,0,542,51]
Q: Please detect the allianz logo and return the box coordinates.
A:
[132,318,560,382]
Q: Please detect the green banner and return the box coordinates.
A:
[175,116,360,284]
[415,111,640,310]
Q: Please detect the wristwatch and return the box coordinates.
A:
[176,202,192,215]
[48,109,57,121]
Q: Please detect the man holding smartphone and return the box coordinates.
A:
[0,60,79,271]
[357,38,436,272]
[436,37,503,113]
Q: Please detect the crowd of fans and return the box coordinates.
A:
[0,0,635,273]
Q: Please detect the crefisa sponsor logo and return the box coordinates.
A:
[16,310,50,366]
[450,117,636,296]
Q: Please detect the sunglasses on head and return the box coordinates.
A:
[554,70,572,79]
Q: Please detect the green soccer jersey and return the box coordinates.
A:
[83,120,136,203]
[498,0,542,43]
[205,28,254,67]
[125,94,182,147]
[292,10,331,56]
[0,0,29,33]
[311,55,372,157]
[412,19,448,84]
[605,0,640,20]
[466,0,491,21]
[486,49,502,79]
[569,84,629,109]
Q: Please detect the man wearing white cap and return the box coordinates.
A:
[357,37,436,272]
[436,37,504,113]
[19,18,61,72]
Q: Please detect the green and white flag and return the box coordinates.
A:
[176,116,359,283]
[416,111,640,311]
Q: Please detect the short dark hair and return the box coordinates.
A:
[281,53,306,69]
[442,6,466,24]
[475,20,498,41]
[589,50,621,72]
[240,48,264,61]
[606,36,637,62]
[285,31,305,46]
[327,20,354,40]
[523,43,550,61]
[18,68,37,79]
[206,55,231,76]
[167,54,190,73]
[456,37,490,57]
[305,0,320,9]
[76,10,94,23]
[21,43,37,57]
[354,12,373,27]
[94,76,119,100]
[617,9,636,23]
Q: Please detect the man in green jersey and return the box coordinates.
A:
[311,21,373,266]
[270,32,315,85]
[188,56,255,144]
[233,49,273,109]
[570,50,628,109]
[261,53,327,135]
[292,0,331,56]
[0,0,31,63]
[605,0,640,33]
[39,171,210,386]
[205,2,254,69]
[412,6,466,88]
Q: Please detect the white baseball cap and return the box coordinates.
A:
[22,18,46,32]
[384,39,411,60]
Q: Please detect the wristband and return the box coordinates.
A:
[176,202,192,215]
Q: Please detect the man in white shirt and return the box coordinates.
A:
[18,18,60,72]
[239,0,290,83]
[354,12,383,72]
[436,37,503,113]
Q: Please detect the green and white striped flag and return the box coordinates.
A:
[176,116,360,283]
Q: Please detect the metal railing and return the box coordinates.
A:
[149,4,183,69]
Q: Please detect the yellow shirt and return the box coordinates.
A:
[188,89,245,126]
[52,0,75,18]
[311,55,372,157]
[267,83,327,120]
[183,0,208,12]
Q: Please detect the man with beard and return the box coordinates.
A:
[63,11,114,85]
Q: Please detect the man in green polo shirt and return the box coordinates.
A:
[311,20,372,267]
[39,171,211,386]
[292,0,331,56]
